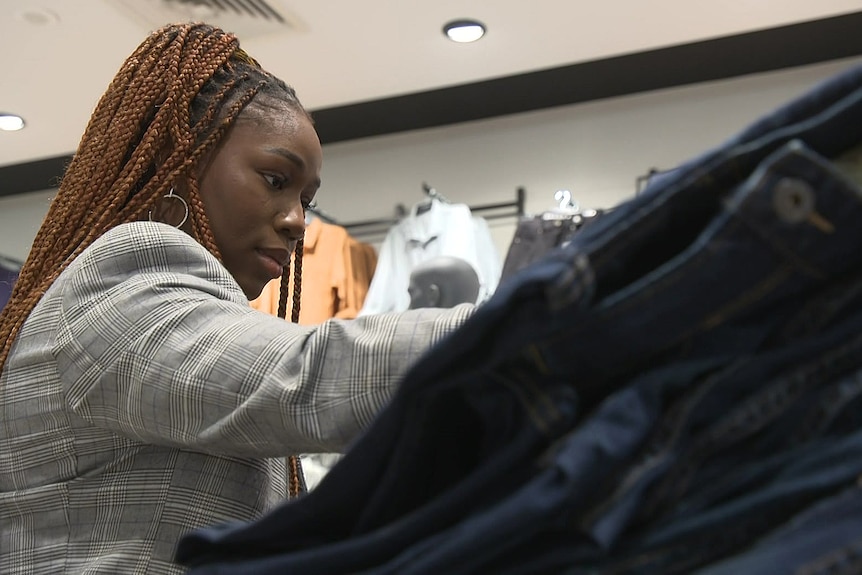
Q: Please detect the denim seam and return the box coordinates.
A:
[615,363,750,520]
[531,227,790,378]
[774,272,862,343]
[792,371,862,443]
[587,214,781,326]
[796,533,862,575]
[590,168,722,268]
[699,266,792,331]
[491,371,565,438]
[701,328,862,453]
[661,329,862,506]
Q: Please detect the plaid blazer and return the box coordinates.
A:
[0,221,472,574]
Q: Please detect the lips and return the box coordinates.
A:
[256,248,290,279]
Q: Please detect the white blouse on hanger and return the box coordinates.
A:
[359,198,501,316]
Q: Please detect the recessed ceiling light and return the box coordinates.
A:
[0,114,26,132]
[443,19,486,43]
[14,8,60,26]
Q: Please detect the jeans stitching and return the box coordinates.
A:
[796,534,862,575]
[491,371,567,438]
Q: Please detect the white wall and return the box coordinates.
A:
[0,189,56,265]
[2,56,861,265]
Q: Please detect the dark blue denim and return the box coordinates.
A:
[552,352,862,574]
[176,62,862,574]
[694,484,862,575]
[500,215,584,281]
[500,211,605,282]
[332,302,862,575]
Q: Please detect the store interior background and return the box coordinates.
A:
[2,1,862,264]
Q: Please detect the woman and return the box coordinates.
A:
[0,23,472,574]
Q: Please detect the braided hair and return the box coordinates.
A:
[0,22,309,494]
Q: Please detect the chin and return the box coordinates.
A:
[239,280,264,301]
[246,287,264,301]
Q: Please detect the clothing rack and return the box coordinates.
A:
[306,204,339,225]
[0,254,23,272]
[309,186,527,239]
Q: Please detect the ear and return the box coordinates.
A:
[427,284,441,307]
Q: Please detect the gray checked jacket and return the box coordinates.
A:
[0,221,472,574]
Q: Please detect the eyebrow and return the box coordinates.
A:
[264,146,322,188]
[264,146,303,167]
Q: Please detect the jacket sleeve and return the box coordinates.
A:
[53,222,472,456]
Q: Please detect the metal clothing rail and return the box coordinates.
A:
[0,254,23,272]
[309,186,527,238]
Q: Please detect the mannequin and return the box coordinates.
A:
[408,256,481,309]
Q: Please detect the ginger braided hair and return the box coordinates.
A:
[279,237,306,496]
[0,22,309,495]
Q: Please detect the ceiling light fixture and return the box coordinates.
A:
[0,113,25,132]
[14,8,60,26]
[443,19,486,43]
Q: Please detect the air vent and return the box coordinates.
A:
[108,0,305,40]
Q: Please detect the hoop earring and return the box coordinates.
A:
[148,188,189,228]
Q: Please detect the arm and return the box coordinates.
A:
[54,222,471,457]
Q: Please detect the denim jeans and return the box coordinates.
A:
[694,484,862,575]
[500,212,604,282]
[176,62,862,574]
[355,301,862,575]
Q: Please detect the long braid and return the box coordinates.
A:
[287,455,306,498]
[275,239,304,324]
[277,261,291,321]
[277,239,306,497]
[291,239,304,324]
[0,22,310,377]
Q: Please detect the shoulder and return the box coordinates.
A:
[88,221,214,267]
[60,221,245,305]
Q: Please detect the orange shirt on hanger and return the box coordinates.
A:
[250,218,376,324]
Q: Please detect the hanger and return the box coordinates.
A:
[541,189,601,224]
[416,182,450,215]
[542,189,581,220]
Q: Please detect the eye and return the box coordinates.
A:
[303,199,317,211]
[263,173,289,189]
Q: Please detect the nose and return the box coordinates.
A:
[275,200,307,242]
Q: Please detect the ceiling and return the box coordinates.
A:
[2,0,862,196]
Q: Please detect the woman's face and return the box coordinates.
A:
[198,102,322,299]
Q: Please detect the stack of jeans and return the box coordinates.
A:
[176,62,862,574]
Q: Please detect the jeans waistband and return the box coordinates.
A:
[531,140,862,391]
